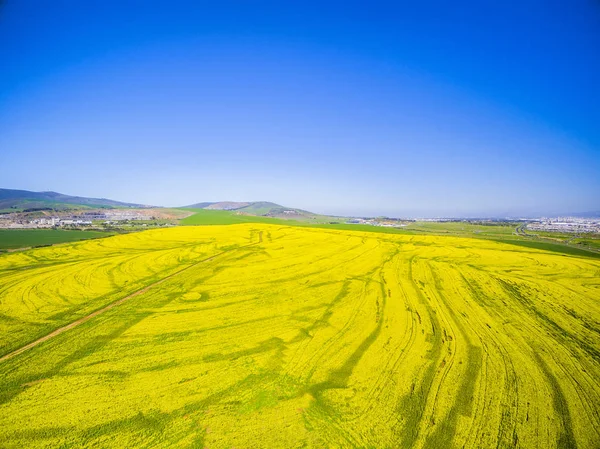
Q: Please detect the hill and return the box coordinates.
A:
[205,201,251,210]
[184,202,216,209]
[181,200,319,219]
[0,188,149,212]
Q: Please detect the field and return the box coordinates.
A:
[178,209,290,226]
[0,224,599,448]
[0,229,114,250]
[178,208,333,226]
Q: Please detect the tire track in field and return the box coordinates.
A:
[492,276,585,447]
[455,269,521,449]
[0,234,263,363]
[469,270,582,447]
[357,254,418,439]
[467,267,584,448]
[395,256,445,449]
[423,262,483,448]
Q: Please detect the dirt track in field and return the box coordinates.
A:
[0,236,262,363]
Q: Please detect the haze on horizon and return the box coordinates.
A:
[0,1,598,218]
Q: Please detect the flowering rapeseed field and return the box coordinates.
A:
[0,224,598,448]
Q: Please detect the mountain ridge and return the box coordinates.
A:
[0,188,150,211]
[2,188,598,219]
[182,201,319,219]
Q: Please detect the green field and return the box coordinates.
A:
[179,208,334,226]
[180,210,600,259]
[179,208,290,225]
[573,237,600,250]
[0,224,599,448]
[0,229,114,250]
[405,221,517,236]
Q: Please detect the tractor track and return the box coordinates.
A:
[0,236,262,363]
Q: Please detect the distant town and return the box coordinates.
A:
[2,208,599,235]
[522,217,600,234]
[344,216,600,233]
[0,209,176,230]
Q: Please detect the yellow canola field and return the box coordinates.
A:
[0,224,598,449]
[0,226,254,355]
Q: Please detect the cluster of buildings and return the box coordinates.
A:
[346,218,409,228]
[0,210,157,229]
[0,216,93,229]
[343,216,600,235]
[526,217,600,234]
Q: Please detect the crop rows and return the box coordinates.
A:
[0,224,598,448]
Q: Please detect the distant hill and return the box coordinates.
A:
[0,188,149,211]
[185,202,255,210]
[205,201,251,210]
[182,200,319,219]
[185,202,217,209]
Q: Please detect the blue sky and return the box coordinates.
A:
[0,1,598,217]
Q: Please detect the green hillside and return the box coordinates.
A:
[178,208,292,225]
[0,188,148,212]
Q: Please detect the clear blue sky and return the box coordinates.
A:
[1,1,598,217]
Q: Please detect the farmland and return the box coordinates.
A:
[178,208,331,226]
[0,229,114,251]
[0,224,599,448]
[179,208,290,226]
